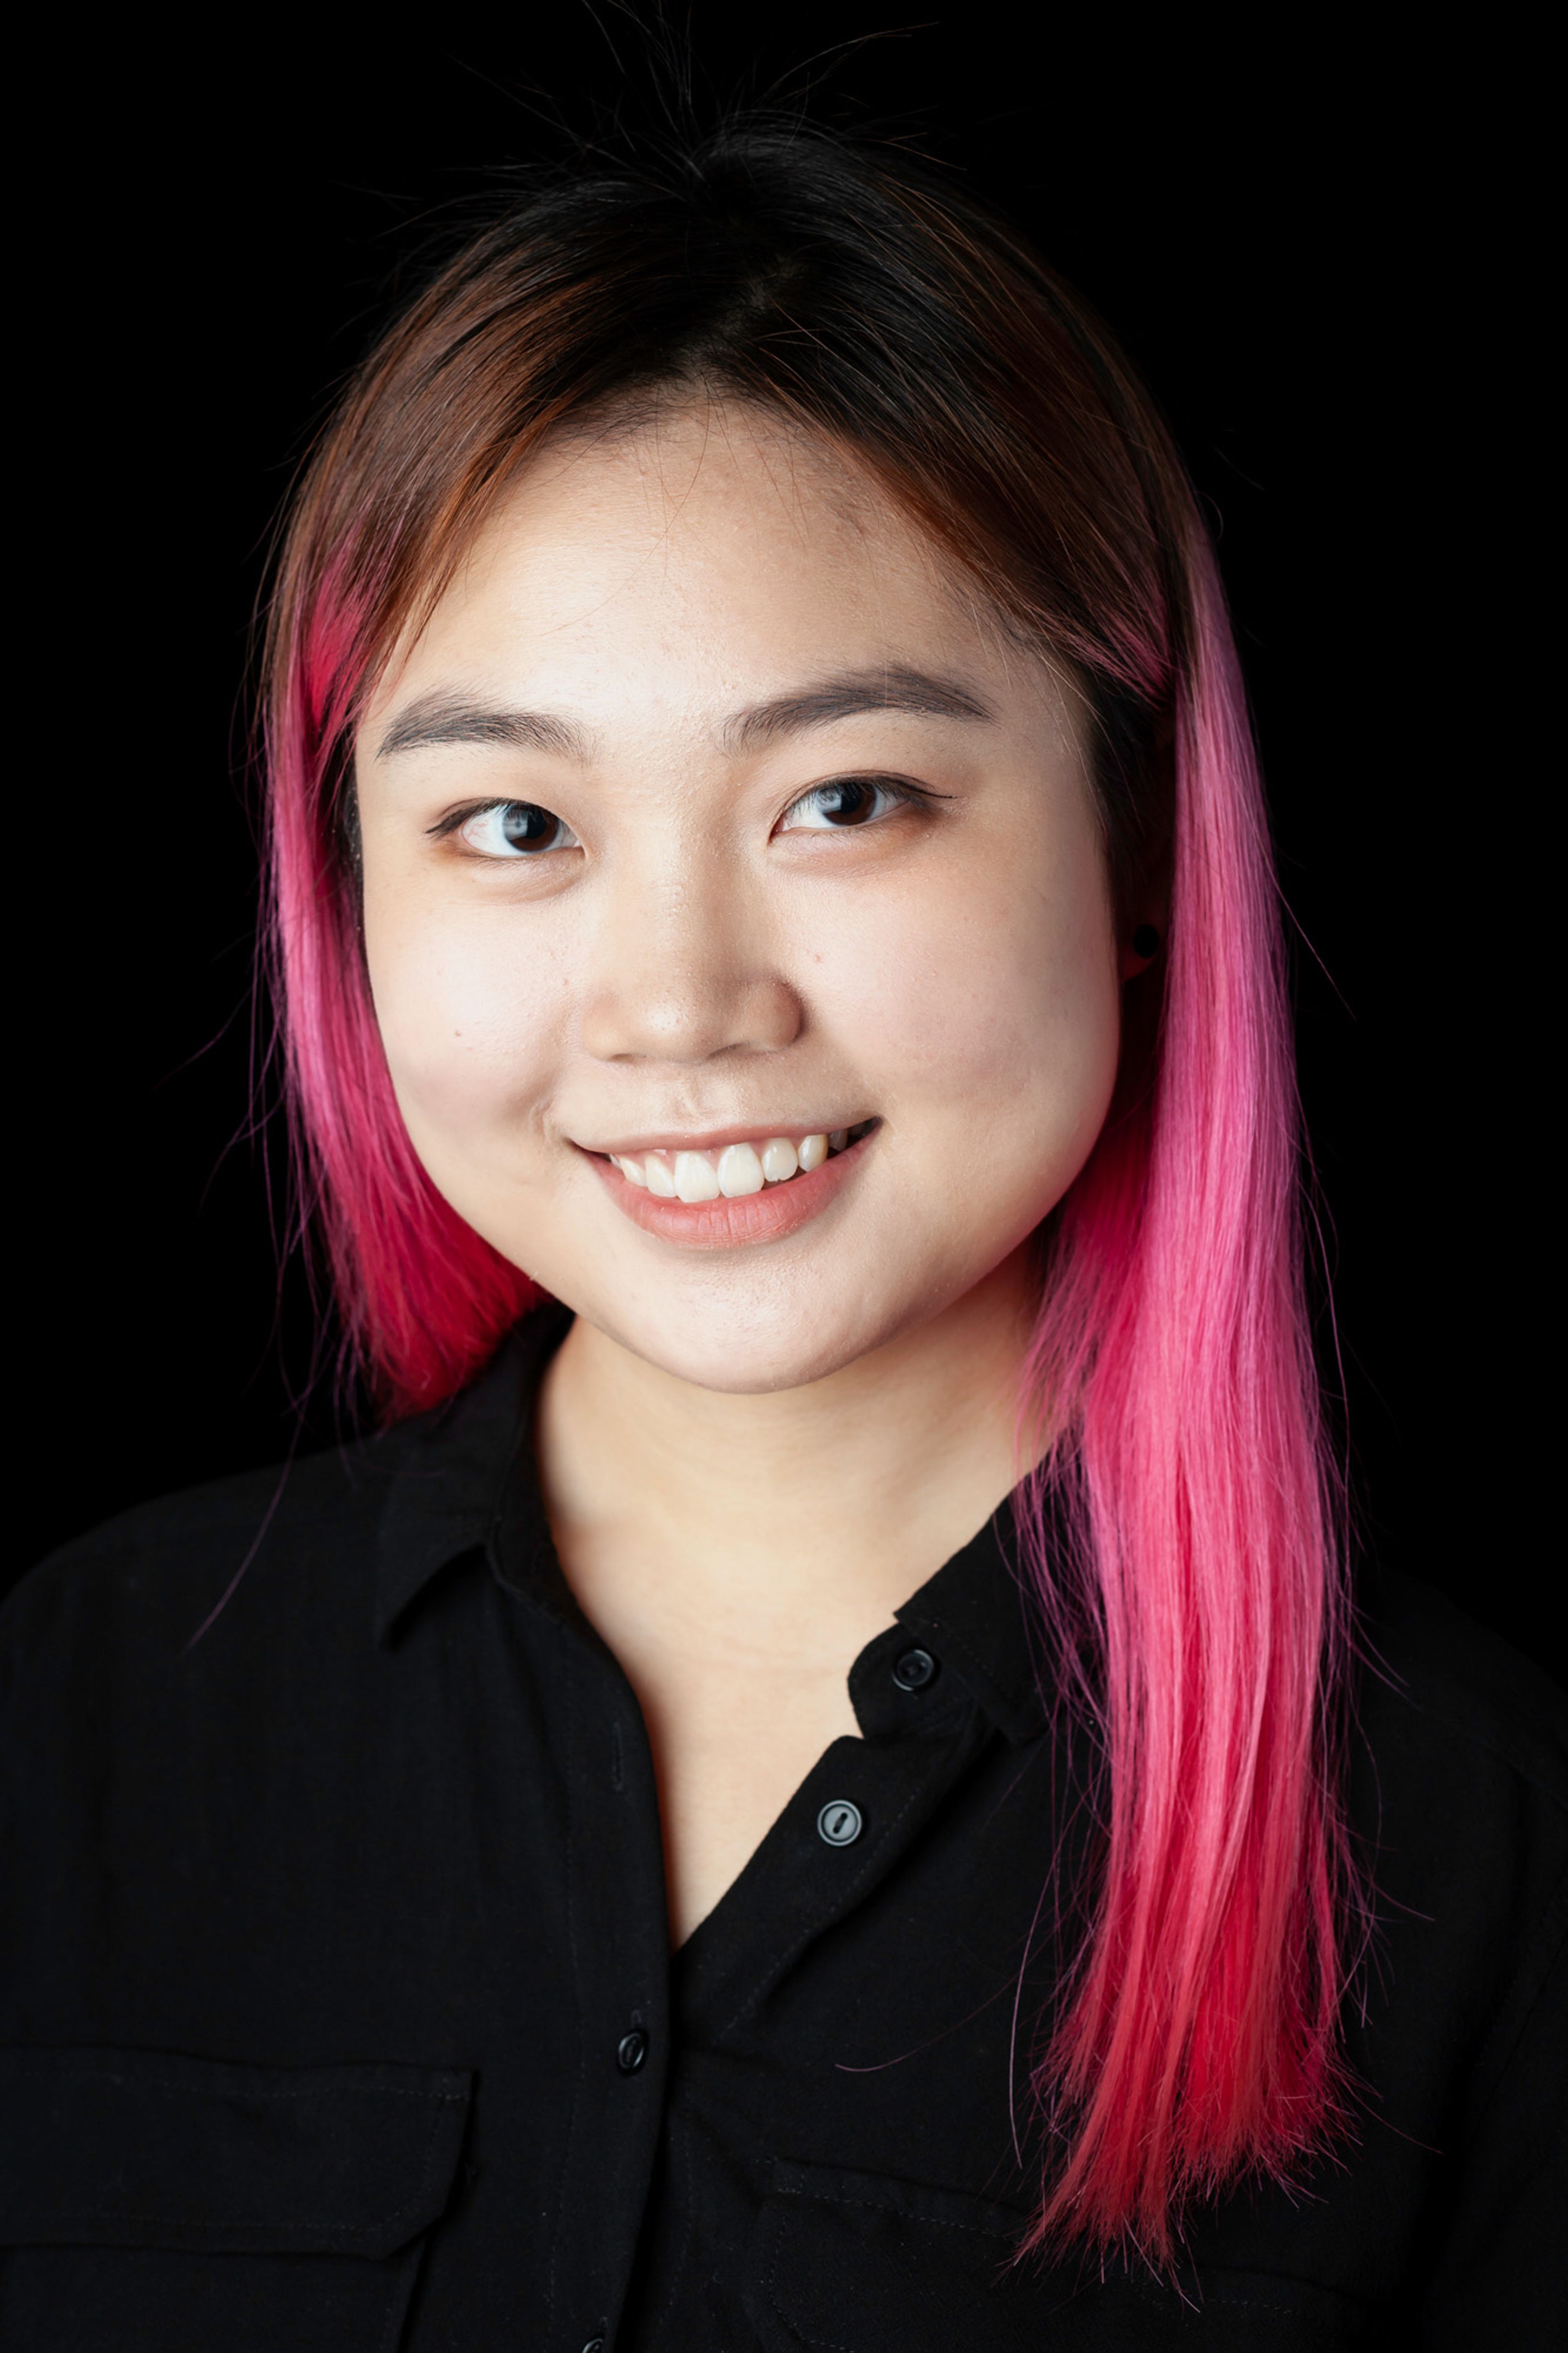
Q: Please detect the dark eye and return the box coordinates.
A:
[818,779,876,825]
[778,777,904,832]
[457,801,581,857]
[501,802,566,850]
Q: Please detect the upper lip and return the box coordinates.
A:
[575,1118,871,1157]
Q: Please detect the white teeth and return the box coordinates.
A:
[717,1142,765,1197]
[608,1126,862,1200]
[674,1151,722,1203]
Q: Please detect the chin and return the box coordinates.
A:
[590,1289,905,1398]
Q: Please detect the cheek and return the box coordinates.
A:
[811,852,1121,1173]
[363,892,562,1142]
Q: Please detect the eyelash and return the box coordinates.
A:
[429,774,944,858]
[775,775,940,831]
[434,803,581,858]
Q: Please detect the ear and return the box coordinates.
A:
[1111,714,1173,984]
[1119,916,1165,984]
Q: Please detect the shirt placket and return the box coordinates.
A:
[522,1615,672,2353]
[673,1645,993,2051]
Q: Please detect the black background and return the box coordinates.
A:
[18,11,1553,1675]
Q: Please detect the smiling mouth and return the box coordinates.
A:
[603,1121,876,1203]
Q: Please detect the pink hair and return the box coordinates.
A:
[268,580,536,1406]
[260,125,1355,2259]
[1016,538,1350,2251]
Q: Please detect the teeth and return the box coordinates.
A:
[674,1151,722,1203]
[608,1125,864,1197]
[717,1142,765,1196]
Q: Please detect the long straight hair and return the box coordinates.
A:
[261,120,1353,2255]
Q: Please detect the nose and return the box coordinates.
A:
[578,869,803,1065]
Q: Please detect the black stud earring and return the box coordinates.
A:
[1132,923,1161,959]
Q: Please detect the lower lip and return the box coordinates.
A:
[586,1130,875,1248]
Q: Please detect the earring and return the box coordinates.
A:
[1132,923,1161,959]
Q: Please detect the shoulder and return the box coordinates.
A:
[1,1433,407,1692]
[2,1317,552,1712]
[1332,1570,1567,2331]
[1345,1562,1567,2131]
[1352,1559,1568,1811]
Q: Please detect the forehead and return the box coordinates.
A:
[372,403,1018,723]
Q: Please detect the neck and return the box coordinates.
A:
[537,1247,1038,1635]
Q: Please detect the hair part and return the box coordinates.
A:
[261,113,1354,2261]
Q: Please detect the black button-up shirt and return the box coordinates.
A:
[2,1307,1564,2349]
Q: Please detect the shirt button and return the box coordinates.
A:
[893,1646,939,1692]
[581,2341,605,2353]
[817,1799,863,1847]
[616,2029,648,2074]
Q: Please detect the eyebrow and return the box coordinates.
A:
[375,695,591,762]
[374,665,994,764]
[723,665,995,752]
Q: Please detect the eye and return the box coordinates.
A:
[457,801,581,857]
[777,776,910,832]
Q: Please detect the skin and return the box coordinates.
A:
[356,404,1145,1943]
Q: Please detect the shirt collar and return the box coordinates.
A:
[373,1304,1054,1744]
[893,1507,1051,1744]
[373,1302,574,1644]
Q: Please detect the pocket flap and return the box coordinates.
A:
[745,2161,1366,2350]
[0,2046,472,2258]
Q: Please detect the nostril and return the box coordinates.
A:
[581,975,804,1064]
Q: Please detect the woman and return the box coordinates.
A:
[2,119,1561,2351]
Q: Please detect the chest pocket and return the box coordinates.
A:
[744,2161,1370,2352]
[0,2046,471,2353]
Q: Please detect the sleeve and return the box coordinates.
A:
[1421,1884,1568,2351]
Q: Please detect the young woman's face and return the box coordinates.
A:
[356,408,1122,1393]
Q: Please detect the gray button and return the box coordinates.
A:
[893,1646,938,1692]
[616,2029,648,2073]
[817,1799,863,1847]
